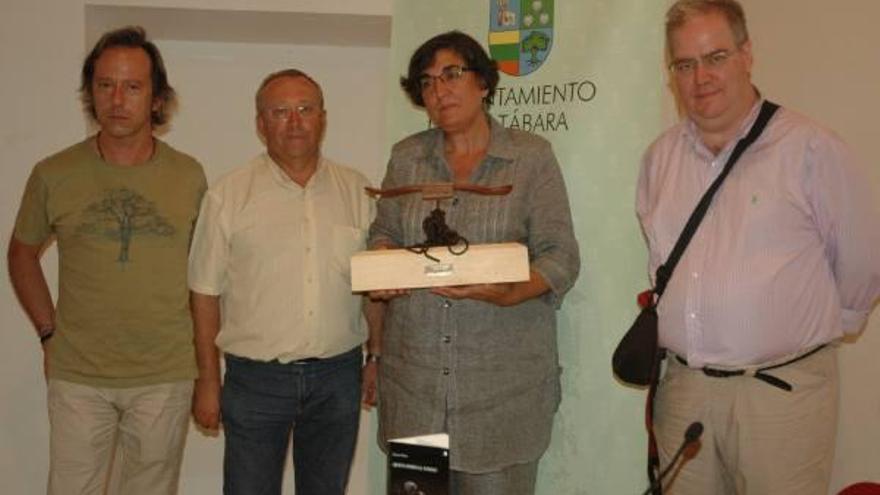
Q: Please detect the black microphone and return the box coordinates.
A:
[641,421,703,495]
[684,422,703,443]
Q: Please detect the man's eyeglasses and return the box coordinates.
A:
[263,103,322,121]
[418,65,477,91]
[669,49,735,75]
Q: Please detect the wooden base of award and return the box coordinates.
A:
[350,242,529,292]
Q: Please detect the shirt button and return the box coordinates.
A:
[689,312,697,319]
[442,300,452,308]
[443,368,450,375]
[692,272,699,279]
[442,335,451,343]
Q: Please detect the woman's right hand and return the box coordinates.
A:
[368,288,410,301]
[367,242,409,300]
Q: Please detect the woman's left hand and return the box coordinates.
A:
[431,283,516,306]
[430,270,551,306]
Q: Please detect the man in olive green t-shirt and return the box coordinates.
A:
[8,27,205,495]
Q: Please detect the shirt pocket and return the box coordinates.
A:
[330,224,367,278]
[230,203,299,261]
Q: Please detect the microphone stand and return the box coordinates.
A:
[641,422,703,495]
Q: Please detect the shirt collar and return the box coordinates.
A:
[485,115,517,161]
[424,113,516,171]
[682,91,765,159]
[262,153,326,190]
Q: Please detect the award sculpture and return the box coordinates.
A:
[350,183,529,292]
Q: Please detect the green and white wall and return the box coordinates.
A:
[380,1,670,493]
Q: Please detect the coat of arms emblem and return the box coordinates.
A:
[489,0,554,76]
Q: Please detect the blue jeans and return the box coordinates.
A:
[221,347,362,495]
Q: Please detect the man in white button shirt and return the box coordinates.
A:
[188,69,381,495]
[636,1,880,493]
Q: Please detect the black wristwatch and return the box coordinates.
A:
[38,326,55,344]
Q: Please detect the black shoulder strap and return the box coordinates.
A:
[654,100,780,299]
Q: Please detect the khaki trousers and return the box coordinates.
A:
[654,345,838,495]
[47,379,193,495]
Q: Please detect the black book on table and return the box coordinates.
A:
[387,433,449,495]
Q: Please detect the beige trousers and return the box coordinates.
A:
[47,379,193,495]
[655,345,838,495]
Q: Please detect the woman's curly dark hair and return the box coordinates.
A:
[400,30,500,108]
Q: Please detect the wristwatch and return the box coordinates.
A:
[37,326,55,344]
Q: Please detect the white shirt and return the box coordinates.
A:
[189,154,374,362]
[637,101,880,367]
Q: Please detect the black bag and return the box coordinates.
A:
[612,304,660,386]
[612,101,780,387]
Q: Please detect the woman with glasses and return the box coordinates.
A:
[368,31,580,494]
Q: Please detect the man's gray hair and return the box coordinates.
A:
[666,0,750,51]
[255,69,324,113]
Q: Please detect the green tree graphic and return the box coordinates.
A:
[77,188,175,263]
[522,31,549,66]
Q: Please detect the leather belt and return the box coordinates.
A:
[291,357,321,364]
[674,344,827,392]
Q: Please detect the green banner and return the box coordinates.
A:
[379,1,672,492]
